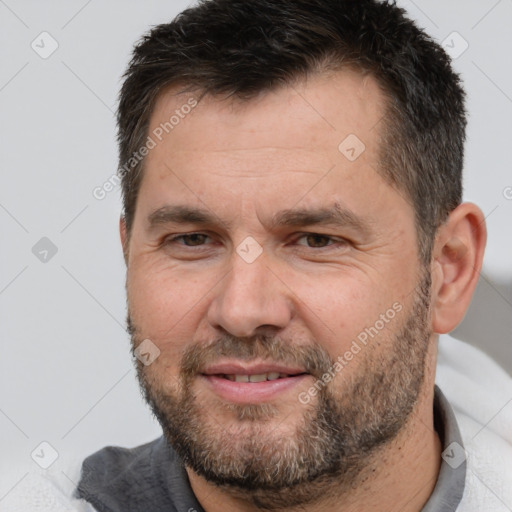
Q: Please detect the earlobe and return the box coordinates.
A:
[119,216,129,264]
[430,203,487,334]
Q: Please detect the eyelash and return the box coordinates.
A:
[294,233,346,249]
[163,232,348,250]
[165,233,212,246]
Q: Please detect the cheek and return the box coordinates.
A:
[128,271,207,383]
[290,271,405,361]
[127,262,210,346]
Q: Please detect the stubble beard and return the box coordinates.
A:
[129,273,432,510]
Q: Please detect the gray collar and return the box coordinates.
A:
[76,386,465,512]
[421,385,466,511]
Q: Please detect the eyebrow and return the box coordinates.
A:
[147,205,225,230]
[146,203,371,235]
[270,203,371,234]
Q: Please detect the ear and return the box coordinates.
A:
[430,203,487,334]
[119,215,129,264]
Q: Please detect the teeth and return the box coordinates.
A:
[249,373,267,383]
[224,372,290,382]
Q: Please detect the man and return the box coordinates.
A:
[72,0,512,511]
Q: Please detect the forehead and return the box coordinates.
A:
[137,70,408,229]
[150,69,384,153]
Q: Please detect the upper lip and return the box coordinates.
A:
[201,361,307,376]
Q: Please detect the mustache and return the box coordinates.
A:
[179,334,335,380]
[127,313,334,379]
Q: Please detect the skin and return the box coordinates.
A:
[120,70,486,511]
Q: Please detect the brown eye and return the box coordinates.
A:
[179,233,209,246]
[304,234,332,247]
[162,232,220,261]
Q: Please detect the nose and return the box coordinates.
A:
[207,251,293,338]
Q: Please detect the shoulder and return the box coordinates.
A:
[77,436,167,508]
[436,334,512,511]
[0,461,96,512]
[78,436,161,483]
[75,436,191,512]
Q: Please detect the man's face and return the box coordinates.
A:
[124,71,432,502]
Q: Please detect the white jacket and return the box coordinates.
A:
[436,335,512,510]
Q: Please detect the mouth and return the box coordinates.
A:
[200,362,311,403]
[219,372,306,382]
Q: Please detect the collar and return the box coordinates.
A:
[421,385,466,511]
[76,386,465,511]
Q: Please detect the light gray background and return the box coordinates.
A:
[1,0,511,501]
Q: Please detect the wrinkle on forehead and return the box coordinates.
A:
[153,146,337,181]
[149,70,385,147]
[138,69,393,229]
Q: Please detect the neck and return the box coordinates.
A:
[186,381,441,512]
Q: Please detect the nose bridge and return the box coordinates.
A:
[207,251,291,337]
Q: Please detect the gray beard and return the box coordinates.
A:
[129,273,431,510]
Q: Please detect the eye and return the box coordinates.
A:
[295,233,343,248]
[166,233,211,246]
[160,232,221,261]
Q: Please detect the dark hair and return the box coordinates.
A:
[118,0,466,263]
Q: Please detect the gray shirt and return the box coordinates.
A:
[76,386,465,512]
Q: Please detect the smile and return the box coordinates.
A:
[200,363,310,403]
[221,372,304,382]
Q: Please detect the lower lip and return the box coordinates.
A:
[201,374,311,403]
